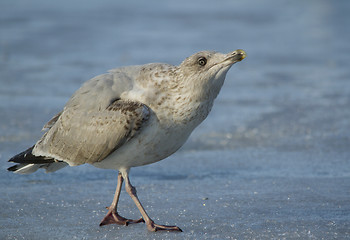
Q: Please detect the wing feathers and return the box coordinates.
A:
[7,146,66,174]
[8,146,55,164]
[32,99,150,166]
[42,111,62,130]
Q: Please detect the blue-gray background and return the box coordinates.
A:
[1,0,349,239]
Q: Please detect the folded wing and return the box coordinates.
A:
[32,99,150,166]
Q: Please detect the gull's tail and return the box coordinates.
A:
[7,146,67,174]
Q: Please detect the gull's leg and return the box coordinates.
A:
[100,172,144,226]
[122,170,182,232]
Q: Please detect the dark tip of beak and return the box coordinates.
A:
[232,49,246,61]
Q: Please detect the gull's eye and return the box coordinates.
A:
[198,57,207,66]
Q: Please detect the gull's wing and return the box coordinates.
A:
[42,111,62,130]
[32,99,150,166]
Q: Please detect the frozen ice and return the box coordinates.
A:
[1,0,350,239]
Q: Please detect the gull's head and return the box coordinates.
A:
[177,49,246,100]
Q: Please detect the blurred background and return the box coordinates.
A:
[1,0,349,239]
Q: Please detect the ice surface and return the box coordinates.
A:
[1,0,350,239]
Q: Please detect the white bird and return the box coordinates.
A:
[8,49,246,232]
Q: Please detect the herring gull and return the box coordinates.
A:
[8,49,246,232]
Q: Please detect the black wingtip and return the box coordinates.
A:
[8,145,55,164]
[7,165,19,172]
[8,146,34,163]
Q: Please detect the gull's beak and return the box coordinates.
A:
[226,49,246,63]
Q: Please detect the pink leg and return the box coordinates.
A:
[100,172,144,226]
[123,171,182,232]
